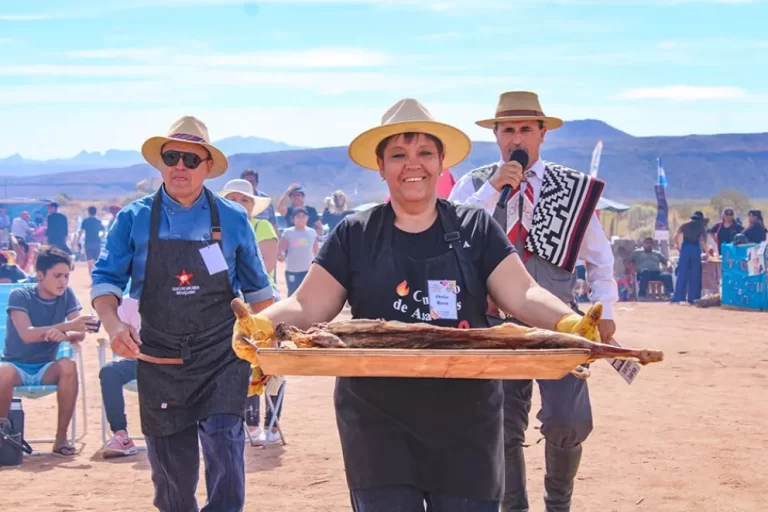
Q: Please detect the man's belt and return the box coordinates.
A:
[138,353,184,365]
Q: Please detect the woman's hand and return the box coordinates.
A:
[231,298,275,366]
[554,303,602,343]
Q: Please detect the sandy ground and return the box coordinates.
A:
[1,261,767,511]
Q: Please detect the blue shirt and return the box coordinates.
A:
[91,186,273,305]
[2,286,81,364]
[254,189,277,226]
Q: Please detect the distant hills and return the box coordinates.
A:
[0,120,766,203]
[0,136,304,176]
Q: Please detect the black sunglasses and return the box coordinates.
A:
[161,150,210,169]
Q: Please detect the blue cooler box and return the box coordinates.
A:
[721,243,768,311]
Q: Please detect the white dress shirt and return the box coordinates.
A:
[448,158,618,319]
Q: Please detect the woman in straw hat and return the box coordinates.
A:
[235,99,604,510]
[92,116,274,511]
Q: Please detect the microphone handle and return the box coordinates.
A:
[497,185,513,209]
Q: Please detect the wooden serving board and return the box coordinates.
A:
[256,348,591,380]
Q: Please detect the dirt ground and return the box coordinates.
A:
[1,261,766,511]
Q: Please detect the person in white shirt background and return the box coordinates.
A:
[449,91,618,512]
[98,293,141,458]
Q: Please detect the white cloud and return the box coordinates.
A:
[66,47,393,68]
[0,14,51,21]
[615,85,750,101]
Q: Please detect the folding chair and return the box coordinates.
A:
[245,377,287,448]
[96,338,145,448]
[0,283,88,446]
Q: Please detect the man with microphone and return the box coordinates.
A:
[449,91,617,512]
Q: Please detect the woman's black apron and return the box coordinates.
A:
[136,188,250,438]
[335,200,504,501]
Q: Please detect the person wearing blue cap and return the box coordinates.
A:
[276,183,323,235]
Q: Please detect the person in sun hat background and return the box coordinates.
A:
[91,115,274,511]
[229,98,606,511]
[217,177,285,446]
[449,91,617,512]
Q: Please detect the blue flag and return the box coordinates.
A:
[657,158,668,188]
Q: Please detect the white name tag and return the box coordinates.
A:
[606,338,641,385]
[427,280,458,320]
[199,244,228,275]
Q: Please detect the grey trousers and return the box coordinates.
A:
[502,375,594,512]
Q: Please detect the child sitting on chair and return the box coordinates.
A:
[0,246,97,456]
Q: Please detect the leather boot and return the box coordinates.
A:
[501,443,529,512]
[543,442,582,512]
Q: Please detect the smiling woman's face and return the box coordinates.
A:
[377,133,444,207]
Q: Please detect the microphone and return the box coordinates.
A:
[496,149,530,209]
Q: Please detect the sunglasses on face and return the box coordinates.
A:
[161,150,210,170]
[725,212,734,216]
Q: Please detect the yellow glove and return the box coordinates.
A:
[231,298,275,366]
[248,365,267,397]
[555,302,602,343]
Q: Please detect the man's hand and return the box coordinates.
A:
[489,161,524,192]
[43,328,68,342]
[598,319,616,344]
[65,315,99,334]
[109,321,142,359]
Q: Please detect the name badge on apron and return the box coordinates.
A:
[199,244,228,275]
[427,280,458,320]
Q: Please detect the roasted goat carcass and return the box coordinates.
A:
[230,299,663,366]
[271,320,662,365]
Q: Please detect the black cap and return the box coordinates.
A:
[690,211,704,220]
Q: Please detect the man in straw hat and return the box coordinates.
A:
[91,116,274,511]
[228,98,605,511]
[449,91,618,512]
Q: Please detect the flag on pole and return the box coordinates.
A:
[654,157,670,252]
[657,157,668,188]
[589,140,603,178]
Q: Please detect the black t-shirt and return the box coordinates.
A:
[286,205,320,228]
[81,216,104,246]
[46,212,68,244]
[680,220,706,244]
[709,222,743,246]
[321,209,354,231]
[743,223,767,243]
[315,203,516,292]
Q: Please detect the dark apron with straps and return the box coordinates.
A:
[136,187,250,437]
[335,200,504,502]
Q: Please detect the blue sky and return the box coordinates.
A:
[1,0,766,159]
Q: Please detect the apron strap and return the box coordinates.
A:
[203,188,222,242]
[436,199,484,302]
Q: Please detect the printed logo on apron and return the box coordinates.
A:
[173,269,200,296]
[391,279,463,322]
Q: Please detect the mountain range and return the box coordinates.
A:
[0,120,766,203]
[0,136,304,176]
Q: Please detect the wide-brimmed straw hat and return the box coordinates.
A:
[476,91,563,130]
[219,179,272,217]
[141,116,228,178]
[348,98,471,171]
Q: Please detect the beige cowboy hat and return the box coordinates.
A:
[348,98,471,171]
[218,179,272,217]
[476,91,563,130]
[141,116,228,178]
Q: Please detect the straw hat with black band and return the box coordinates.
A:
[141,116,228,178]
[475,91,563,130]
[348,98,472,171]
